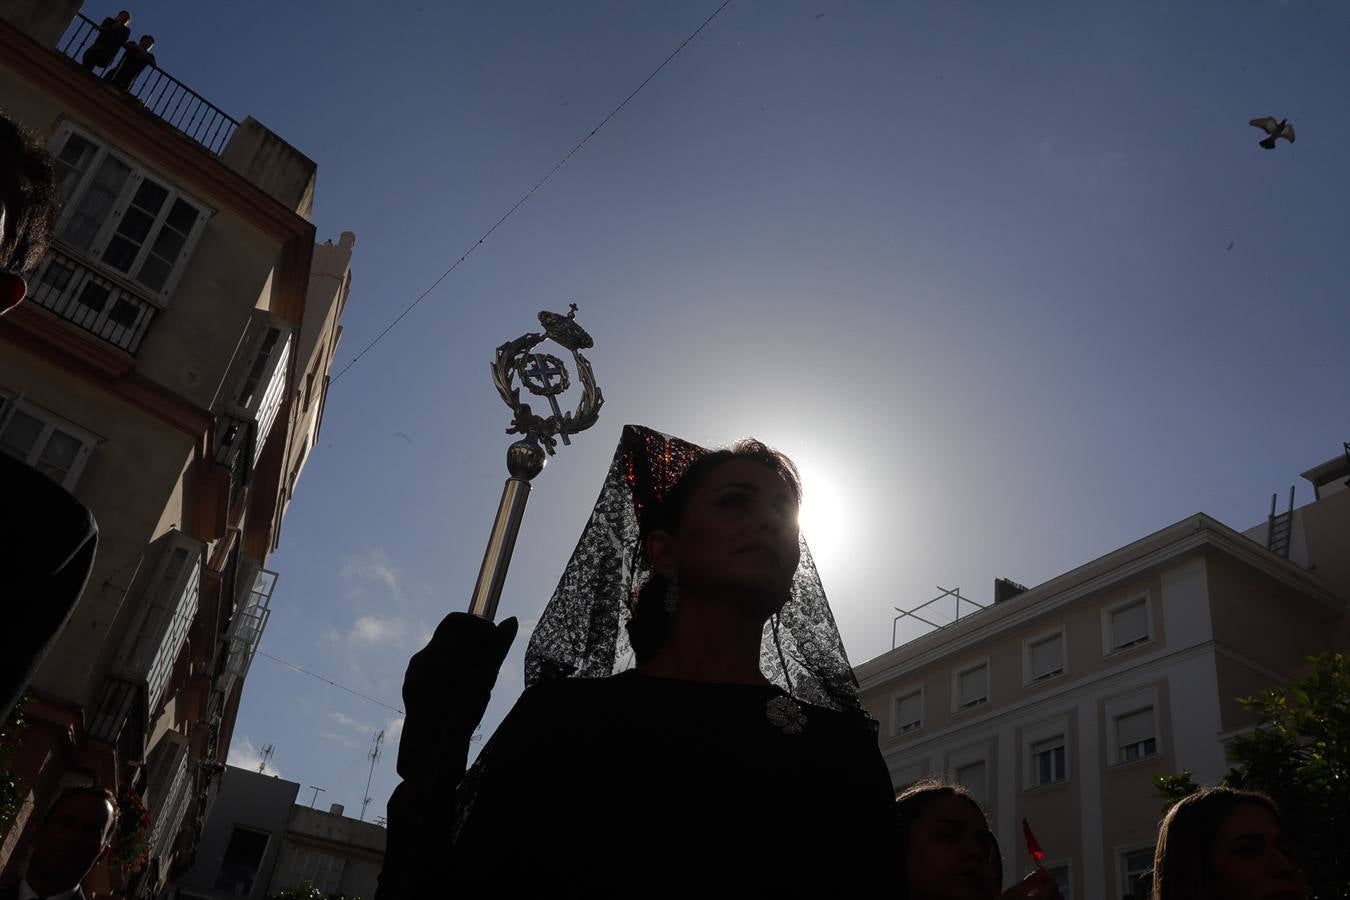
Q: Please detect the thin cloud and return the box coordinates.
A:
[341,547,404,604]
[319,731,361,750]
[229,736,280,777]
[328,711,374,732]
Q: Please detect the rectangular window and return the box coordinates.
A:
[213,826,270,895]
[0,395,96,489]
[48,125,208,300]
[956,663,988,709]
[1029,633,1064,681]
[1033,737,1066,786]
[1116,708,1158,762]
[112,533,203,717]
[954,760,987,805]
[1045,864,1072,900]
[1109,598,1150,650]
[893,691,922,734]
[1122,849,1153,900]
[222,313,294,466]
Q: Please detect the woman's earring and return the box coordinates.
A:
[664,574,679,613]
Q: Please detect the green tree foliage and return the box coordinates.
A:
[1154,652,1349,899]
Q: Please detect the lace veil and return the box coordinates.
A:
[522,424,867,717]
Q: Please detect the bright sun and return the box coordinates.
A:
[794,459,846,575]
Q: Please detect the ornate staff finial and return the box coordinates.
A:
[470,307,604,620]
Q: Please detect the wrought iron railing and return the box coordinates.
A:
[28,244,157,353]
[57,13,240,155]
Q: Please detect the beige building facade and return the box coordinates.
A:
[856,451,1349,900]
[0,3,352,896]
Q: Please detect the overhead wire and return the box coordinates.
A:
[256,650,404,715]
[327,0,734,386]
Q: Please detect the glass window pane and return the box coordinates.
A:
[37,427,81,473]
[149,224,187,262]
[54,134,99,205]
[132,179,169,215]
[102,235,140,272]
[896,692,921,730]
[1111,601,1149,647]
[62,155,130,252]
[1031,635,1063,678]
[0,409,44,460]
[166,198,198,234]
[116,206,156,244]
[1045,866,1071,900]
[1116,709,1154,747]
[958,665,987,706]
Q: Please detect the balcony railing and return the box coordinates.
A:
[57,13,239,155]
[29,245,157,353]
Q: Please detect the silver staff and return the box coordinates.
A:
[467,305,603,621]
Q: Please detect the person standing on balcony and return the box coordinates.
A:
[80,11,131,73]
[104,34,155,92]
[0,111,99,726]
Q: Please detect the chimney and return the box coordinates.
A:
[329,803,344,817]
[994,578,1029,604]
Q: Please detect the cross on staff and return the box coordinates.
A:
[523,353,570,445]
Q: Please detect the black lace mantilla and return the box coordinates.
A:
[522,424,868,717]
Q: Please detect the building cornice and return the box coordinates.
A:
[856,514,1345,690]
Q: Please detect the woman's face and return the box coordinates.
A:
[1209,803,1303,900]
[651,459,800,612]
[905,795,1000,900]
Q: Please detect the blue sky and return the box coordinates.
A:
[107,1,1348,820]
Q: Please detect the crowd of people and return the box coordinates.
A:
[0,87,1313,899]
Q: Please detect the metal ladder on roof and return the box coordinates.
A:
[1267,486,1294,559]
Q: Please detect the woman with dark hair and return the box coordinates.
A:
[446,425,894,892]
[1153,787,1304,900]
[894,780,1061,900]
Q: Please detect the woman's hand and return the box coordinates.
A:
[999,868,1063,900]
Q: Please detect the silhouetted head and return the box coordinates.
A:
[0,111,58,314]
[627,439,801,664]
[894,780,1001,900]
[27,787,118,895]
[138,34,155,51]
[1153,787,1303,900]
[115,10,131,25]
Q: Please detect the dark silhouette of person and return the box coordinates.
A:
[0,111,99,726]
[80,11,131,72]
[0,787,118,900]
[441,429,895,893]
[104,34,155,91]
[375,613,517,900]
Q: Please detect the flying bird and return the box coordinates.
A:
[393,432,412,444]
[1249,116,1295,149]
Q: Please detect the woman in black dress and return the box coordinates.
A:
[448,425,894,893]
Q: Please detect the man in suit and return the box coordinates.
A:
[0,111,99,725]
[0,787,118,900]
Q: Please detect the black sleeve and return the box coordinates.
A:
[446,682,570,888]
[0,455,98,723]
